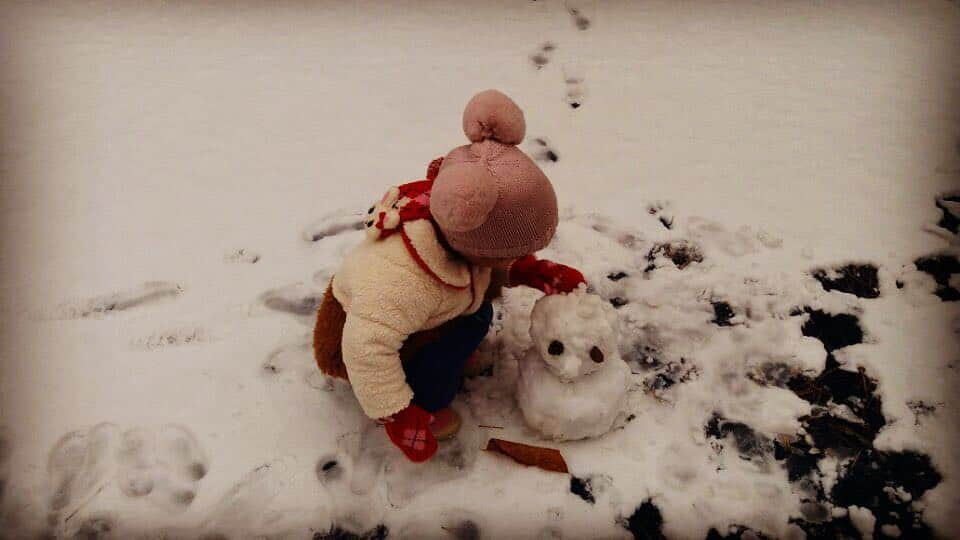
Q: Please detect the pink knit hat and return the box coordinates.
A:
[430,90,558,259]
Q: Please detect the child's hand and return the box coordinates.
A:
[509,255,587,295]
[382,404,438,462]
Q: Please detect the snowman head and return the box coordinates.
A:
[529,288,621,382]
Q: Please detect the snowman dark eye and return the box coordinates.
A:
[590,346,604,363]
[367,206,375,214]
[548,340,565,355]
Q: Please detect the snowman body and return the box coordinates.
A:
[516,289,631,441]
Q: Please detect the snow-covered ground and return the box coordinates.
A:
[1,1,959,538]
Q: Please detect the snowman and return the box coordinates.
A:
[516,288,631,440]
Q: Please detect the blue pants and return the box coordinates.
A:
[404,302,493,412]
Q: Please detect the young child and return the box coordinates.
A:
[313,90,586,462]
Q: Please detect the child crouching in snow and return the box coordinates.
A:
[313,90,586,462]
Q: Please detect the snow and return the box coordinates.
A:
[1,0,959,538]
[881,523,902,538]
[848,505,877,538]
[517,289,630,440]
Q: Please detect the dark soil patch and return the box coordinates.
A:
[622,500,666,540]
[914,254,960,301]
[607,271,629,282]
[935,193,959,234]
[642,358,699,392]
[705,525,771,539]
[769,310,941,538]
[812,264,880,299]
[906,400,938,425]
[789,515,862,540]
[570,476,596,504]
[774,436,820,482]
[313,525,388,540]
[787,355,886,440]
[705,413,772,461]
[712,302,735,326]
[774,353,888,479]
[831,449,941,538]
[800,309,863,352]
[748,361,798,388]
[647,242,704,270]
[802,412,875,456]
[622,342,663,370]
[788,357,885,436]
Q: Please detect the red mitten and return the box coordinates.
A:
[509,255,587,295]
[382,404,438,463]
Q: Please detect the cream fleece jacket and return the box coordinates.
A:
[331,219,492,419]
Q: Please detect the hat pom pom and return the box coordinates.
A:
[462,90,526,145]
[430,164,500,233]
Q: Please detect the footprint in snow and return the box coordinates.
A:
[303,209,364,243]
[259,283,325,318]
[562,65,587,110]
[223,248,260,264]
[132,325,208,351]
[571,213,644,249]
[685,217,765,257]
[47,423,118,525]
[201,459,292,534]
[647,201,674,230]
[71,514,116,540]
[530,138,560,163]
[261,340,319,388]
[529,41,557,70]
[52,282,183,319]
[115,424,209,513]
[315,454,343,486]
[399,508,482,540]
[566,4,591,30]
[333,416,480,508]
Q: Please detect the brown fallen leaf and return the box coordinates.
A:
[484,438,569,474]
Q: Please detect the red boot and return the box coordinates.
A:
[430,408,462,441]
